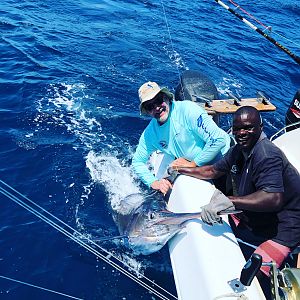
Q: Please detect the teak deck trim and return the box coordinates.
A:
[201,98,277,114]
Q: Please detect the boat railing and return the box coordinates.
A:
[270,121,300,141]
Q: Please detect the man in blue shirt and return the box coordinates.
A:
[132,81,231,195]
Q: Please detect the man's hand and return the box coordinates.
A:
[200,189,235,225]
[171,158,197,168]
[151,179,173,195]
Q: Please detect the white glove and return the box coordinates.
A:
[200,189,235,225]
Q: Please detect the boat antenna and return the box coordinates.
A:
[214,0,300,65]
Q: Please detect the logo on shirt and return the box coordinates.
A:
[159,140,168,149]
[293,98,300,109]
[197,115,203,127]
[290,108,300,119]
[290,98,300,118]
[231,165,238,174]
[197,115,216,147]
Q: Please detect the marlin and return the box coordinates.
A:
[114,191,242,255]
[115,192,203,255]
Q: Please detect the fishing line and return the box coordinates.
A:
[0,180,177,300]
[268,31,300,49]
[0,275,83,300]
[228,0,268,29]
[214,0,300,65]
[228,0,300,48]
[159,0,185,99]
[0,183,175,300]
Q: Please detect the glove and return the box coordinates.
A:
[166,166,180,184]
[200,189,235,225]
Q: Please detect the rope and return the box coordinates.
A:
[0,275,83,300]
[0,180,177,300]
[236,238,257,250]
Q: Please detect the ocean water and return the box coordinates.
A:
[0,0,299,299]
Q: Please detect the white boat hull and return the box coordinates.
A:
[167,175,265,300]
[272,127,300,173]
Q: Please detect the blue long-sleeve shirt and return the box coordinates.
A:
[132,100,231,186]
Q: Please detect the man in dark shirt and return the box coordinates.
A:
[172,106,300,297]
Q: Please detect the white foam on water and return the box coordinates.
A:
[34,82,148,274]
[216,76,243,97]
[163,45,187,71]
[85,151,140,214]
[263,117,281,132]
[35,82,141,216]
[119,253,144,277]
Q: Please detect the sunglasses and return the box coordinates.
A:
[143,96,165,112]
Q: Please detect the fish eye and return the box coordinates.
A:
[149,212,155,219]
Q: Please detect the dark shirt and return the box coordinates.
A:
[214,132,300,248]
[286,89,300,131]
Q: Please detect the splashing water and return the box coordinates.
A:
[85,151,141,214]
[34,82,142,232]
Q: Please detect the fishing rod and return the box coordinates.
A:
[214,0,300,65]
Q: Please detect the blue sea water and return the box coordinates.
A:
[0,0,299,299]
